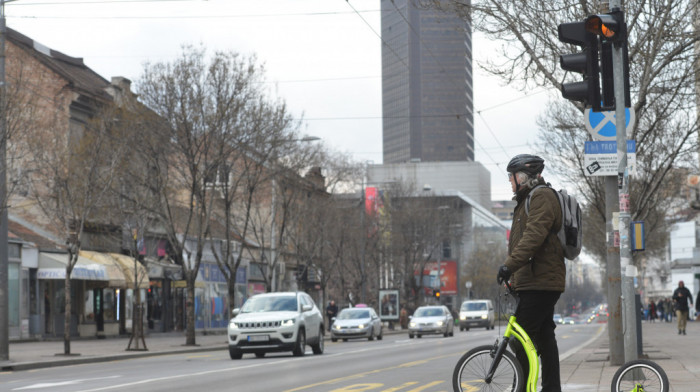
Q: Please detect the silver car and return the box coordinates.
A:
[227,292,324,359]
[331,307,383,342]
[408,305,454,338]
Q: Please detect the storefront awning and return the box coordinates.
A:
[109,253,149,289]
[78,251,128,288]
[38,252,110,282]
[145,257,182,280]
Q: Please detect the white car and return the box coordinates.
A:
[227,292,324,359]
[408,305,454,338]
[331,307,383,342]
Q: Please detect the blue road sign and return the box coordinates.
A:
[584,107,635,141]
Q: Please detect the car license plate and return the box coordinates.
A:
[248,335,269,342]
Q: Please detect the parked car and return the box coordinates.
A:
[553,313,563,324]
[408,305,454,338]
[330,307,383,342]
[458,299,495,331]
[227,292,324,359]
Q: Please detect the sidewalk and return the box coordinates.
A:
[3,322,700,391]
[560,320,700,391]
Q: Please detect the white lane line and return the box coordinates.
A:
[13,376,121,390]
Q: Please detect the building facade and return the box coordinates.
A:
[380,0,474,164]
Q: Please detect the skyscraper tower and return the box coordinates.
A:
[380,0,474,164]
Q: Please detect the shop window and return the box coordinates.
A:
[103,289,117,321]
[84,291,95,322]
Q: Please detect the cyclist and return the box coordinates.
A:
[497,154,565,392]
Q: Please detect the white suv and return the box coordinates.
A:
[227,292,324,359]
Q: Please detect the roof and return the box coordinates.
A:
[8,219,63,252]
[7,27,112,103]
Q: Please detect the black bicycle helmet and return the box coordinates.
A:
[506,154,545,177]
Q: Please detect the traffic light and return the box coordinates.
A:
[558,21,601,110]
[434,289,441,299]
[585,10,630,110]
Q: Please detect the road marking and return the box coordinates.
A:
[379,382,419,391]
[283,353,456,392]
[406,381,443,391]
[13,376,121,390]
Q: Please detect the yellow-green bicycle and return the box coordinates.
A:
[452,282,669,392]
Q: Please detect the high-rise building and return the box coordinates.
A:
[380,0,474,164]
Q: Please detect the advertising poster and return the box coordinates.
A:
[378,289,399,320]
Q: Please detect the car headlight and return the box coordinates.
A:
[229,321,238,329]
[358,324,365,329]
[333,324,341,330]
[281,319,296,327]
[436,320,443,326]
[481,315,488,319]
[460,315,466,320]
[409,322,416,327]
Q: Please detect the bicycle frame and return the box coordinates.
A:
[485,283,539,392]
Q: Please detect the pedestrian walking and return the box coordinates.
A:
[649,300,656,322]
[664,298,673,322]
[656,298,665,322]
[672,281,693,335]
[325,300,338,332]
[497,154,565,392]
[399,305,408,330]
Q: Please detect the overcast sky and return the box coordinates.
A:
[6,0,553,201]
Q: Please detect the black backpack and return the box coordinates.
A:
[525,184,582,261]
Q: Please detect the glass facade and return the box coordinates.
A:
[381,0,474,164]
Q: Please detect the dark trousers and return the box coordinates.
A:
[509,290,562,392]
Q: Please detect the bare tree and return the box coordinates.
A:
[25,110,127,354]
[424,0,699,268]
[136,46,260,345]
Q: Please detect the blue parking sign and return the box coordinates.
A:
[584,107,635,141]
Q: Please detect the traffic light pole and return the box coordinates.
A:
[609,0,638,363]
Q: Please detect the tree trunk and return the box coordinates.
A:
[63,273,71,354]
[185,279,196,346]
[228,278,237,319]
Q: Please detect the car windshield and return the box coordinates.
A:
[414,308,442,317]
[462,302,487,311]
[337,309,370,320]
[240,296,298,313]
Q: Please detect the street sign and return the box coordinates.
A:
[465,281,472,289]
[583,140,636,176]
[584,106,635,141]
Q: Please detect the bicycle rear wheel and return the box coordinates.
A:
[452,344,524,392]
[610,359,669,392]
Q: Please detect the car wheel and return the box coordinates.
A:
[255,352,265,358]
[417,334,422,338]
[377,328,383,340]
[331,337,338,342]
[409,334,414,339]
[311,331,324,355]
[368,329,375,341]
[465,327,470,331]
[343,338,348,342]
[292,329,306,357]
[460,327,464,332]
[444,330,449,337]
[229,346,242,360]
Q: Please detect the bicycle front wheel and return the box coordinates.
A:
[452,344,524,392]
[611,359,669,392]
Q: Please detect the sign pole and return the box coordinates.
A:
[609,0,638,362]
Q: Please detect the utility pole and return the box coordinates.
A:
[607,0,638,363]
[0,0,13,362]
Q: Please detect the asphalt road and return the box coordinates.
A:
[1,323,600,392]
